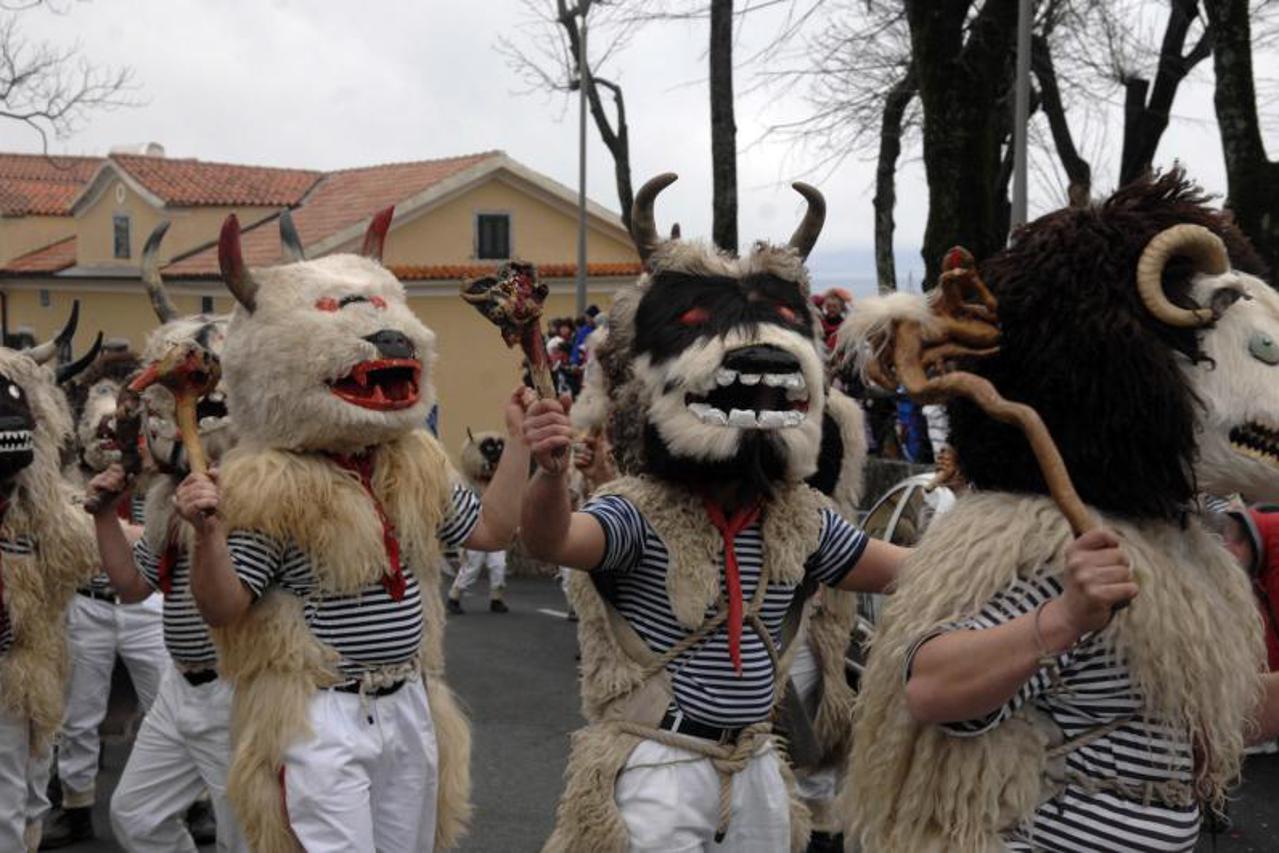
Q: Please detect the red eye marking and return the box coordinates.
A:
[369,296,387,309]
[316,297,340,312]
[775,304,798,323]
[679,307,711,326]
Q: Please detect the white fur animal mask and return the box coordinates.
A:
[218,209,436,454]
[597,174,827,488]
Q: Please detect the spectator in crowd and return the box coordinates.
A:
[1217,505,1279,672]
[568,306,599,366]
[819,288,851,352]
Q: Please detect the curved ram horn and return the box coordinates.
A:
[360,206,395,262]
[1136,223,1232,328]
[279,208,305,262]
[141,221,180,323]
[219,214,259,312]
[787,182,826,261]
[56,331,103,385]
[631,172,678,265]
[27,299,80,365]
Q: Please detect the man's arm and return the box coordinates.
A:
[905,528,1136,724]
[836,539,910,593]
[175,472,253,628]
[85,465,152,603]
[464,387,533,551]
[519,394,606,570]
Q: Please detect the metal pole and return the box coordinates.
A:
[575,1,590,316]
[1010,0,1032,231]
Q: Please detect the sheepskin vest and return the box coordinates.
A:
[845,492,1265,853]
[545,475,827,852]
[212,429,472,853]
[0,485,97,751]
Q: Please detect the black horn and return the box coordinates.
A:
[56,331,104,385]
[631,173,678,265]
[787,182,826,261]
[141,221,180,323]
[27,300,80,365]
[279,208,305,263]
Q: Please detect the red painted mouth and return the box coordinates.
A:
[329,358,422,411]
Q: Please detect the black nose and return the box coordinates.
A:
[364,330,415,360]
[722,345,801,374]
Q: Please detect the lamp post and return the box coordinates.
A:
[573,0,592,316]
[1010,0,1033,231]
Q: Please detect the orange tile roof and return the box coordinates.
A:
[163,152,502,275]
[1,236,76,274]
[111,154,323,207]
[392,262,641,281]
[0,154,103,215]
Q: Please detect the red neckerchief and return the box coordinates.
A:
[0,497,9,640]
[156,539,180,596]
[327,451,406,601]
[115,486,134,522]
[703,497,762,676]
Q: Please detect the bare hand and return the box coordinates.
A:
[86,464,129,516]
[574,431,615,490]
[1058,528,1137,635]
[174,470,221,532]
[523,393,573,472]
[505,385,534,441]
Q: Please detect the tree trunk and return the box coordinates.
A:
[709,0,737,254]
[591,77,634,232]
[1204,0,1279,274]
[906,0,1020,287]
[873,70,917,293]
[1032,35,1091,207]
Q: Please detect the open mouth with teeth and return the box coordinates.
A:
[196,393,230,432]
[329,359,422,411]
[0,429,33,455]
[1229,422,1279,466]
[94,419,119,452]
[684,367,810,430]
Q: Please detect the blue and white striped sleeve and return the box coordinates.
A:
[437,482,482,548]
[580,494,646,574]
[905,572,1069,736]
[805,507,869,587]
[226,531,287,599]
[132,538,160,590]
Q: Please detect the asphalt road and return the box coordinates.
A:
[60,575,1279,851]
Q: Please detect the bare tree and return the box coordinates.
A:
[0,11,136,151]
[499,1,640,230]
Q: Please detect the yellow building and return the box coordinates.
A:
[0,149,639,453]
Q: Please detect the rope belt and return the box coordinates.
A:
[1044,715,1196,810]
[616,718,774,842]
[332,659,421,724]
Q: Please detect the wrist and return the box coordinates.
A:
[1037,598,1084,656]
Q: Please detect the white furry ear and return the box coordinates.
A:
[835,292,937,380]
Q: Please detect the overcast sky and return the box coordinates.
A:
[9,0,1276,292]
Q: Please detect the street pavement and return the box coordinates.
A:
[61,575,1279,851]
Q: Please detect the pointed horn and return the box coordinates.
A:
[1136,223,1232,328]
[631,173,678,265]
[361,206,394,262]
[57,331,103,385]
[27,299,80,365]
[141,221,180,323]
[219,214,259,312]
[279,209,305,262]
[670,222,681,239]
[787,182,826,261]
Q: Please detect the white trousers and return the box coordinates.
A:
[787,642,840,807]
[0,703,53,852]
[449,549,506,597]
[615,737,790,852]
[59,593,166,805]
[110,666,247,853]
[282,680,439,853]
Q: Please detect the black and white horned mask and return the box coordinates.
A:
[599,173,827,490]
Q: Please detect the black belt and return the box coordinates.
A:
[76,587,118,604]
[181,669,219,687]
[333,679,407,698]
[658,710,745,745]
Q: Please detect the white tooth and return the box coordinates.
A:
[728,408,757,428]
[788,373,806,389]
[783,410,805,427]
[701,407,728,426]
[757,410,786,429]
[716,369,737,386]
[786,385,809,401]
[687,402,712,418]
[763,373,787,387]
[738,373,761,386]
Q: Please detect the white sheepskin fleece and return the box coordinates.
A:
[570,326,610,432]
[1187,269,1279,501]
[222,253,436,453]
[834,290,940,381]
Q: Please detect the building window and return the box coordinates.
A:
[38,289,50,308]
[476,213,511,260]
[113,215,131,259]
[201,296,214,314]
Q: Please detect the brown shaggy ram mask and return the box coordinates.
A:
[460,428,504,487]
[218,208,436,454]
[134,222,232,475]
[596,173,828,496]
[67,340,140,473]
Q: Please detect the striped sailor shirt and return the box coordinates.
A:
[0,534,35,656]
[226,482,481,680]
[82,492,146,597]
[907,571,1202,852]
[134,535,219,668]
[582,495,868,728]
